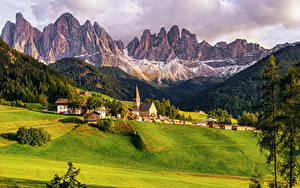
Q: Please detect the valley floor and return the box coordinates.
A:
[0,105,270,187]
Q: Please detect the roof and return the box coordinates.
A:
[130,103,153,112]
[204,117,218,122]
[140,103,153,111]
[55,98,68,104]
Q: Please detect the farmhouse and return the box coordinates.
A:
[55,98,69,114]
[54,98,82,115]
[84,111,101,124]
[130,86,157,119]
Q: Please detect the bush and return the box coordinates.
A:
[249,167,263,188]
[11,100,26,108]
[0,98,11,106]
[97,119,114,132]
[16,127,51,146]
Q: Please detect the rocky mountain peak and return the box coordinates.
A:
[16,12,26,24]
[215,41,227,48]
[83,20,92,27]
[167,25,180,47]
[55,12,79,25]
[1,12,123,65]
[1,12,276,82]
[158,27,167,38]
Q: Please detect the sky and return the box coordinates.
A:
[1,0,300,48]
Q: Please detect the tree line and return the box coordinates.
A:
[256,55,299,188]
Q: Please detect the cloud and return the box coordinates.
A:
[1,0,299,48]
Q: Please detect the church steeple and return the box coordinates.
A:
[134,86,140,110]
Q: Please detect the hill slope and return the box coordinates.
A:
[181,43,300,116]
[0,38,74,103]
[49,57,164,100]
[0,105,269,187]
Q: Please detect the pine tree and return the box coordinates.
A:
[257,55,281,188]
[278,62,300,187]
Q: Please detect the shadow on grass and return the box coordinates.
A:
[59,117,83,124]
[0,133,17,141]
[0,176,116,188]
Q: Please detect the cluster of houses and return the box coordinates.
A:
[54,90,107,123]
[54,87,256,132]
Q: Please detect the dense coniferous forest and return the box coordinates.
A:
[181,43,300,117]
[0,38,74,103]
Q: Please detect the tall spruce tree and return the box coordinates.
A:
[257,55,281,188]
[278,62,300,187]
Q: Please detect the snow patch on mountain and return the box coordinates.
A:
[116,49,258,82]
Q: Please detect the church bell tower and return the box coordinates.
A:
[133,86,140,110]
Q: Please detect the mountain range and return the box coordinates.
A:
[1,12,290,82]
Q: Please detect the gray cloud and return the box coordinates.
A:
[2,0,300,48]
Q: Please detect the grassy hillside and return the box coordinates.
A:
[0,105,270,187]
[181,43,300,116]
[0,105,77,146]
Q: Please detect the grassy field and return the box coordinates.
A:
[179,110,207,121]
[0,154,255,188]
[0,105,77,146]
[0,105,271,187]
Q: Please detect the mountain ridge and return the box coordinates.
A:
[0,12,291,82]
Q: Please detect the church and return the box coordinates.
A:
[130,86,157,119]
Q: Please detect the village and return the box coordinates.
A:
[54,87,256,132]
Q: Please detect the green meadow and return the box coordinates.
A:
[0,105,271,187]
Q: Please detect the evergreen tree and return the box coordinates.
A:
[278,62,300,187]
[46,162,86,188]
[257,55,281,188]
[39,94,48,108]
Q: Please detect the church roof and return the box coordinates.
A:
[140,103,153,111]
[130,103,153,112]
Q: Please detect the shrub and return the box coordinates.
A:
[11,100,26,108]
[0,98,11,106]
[249,167,263,188]
[16,127,51,146]
[97,119,114,132]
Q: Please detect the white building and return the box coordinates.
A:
[55,98,69,114]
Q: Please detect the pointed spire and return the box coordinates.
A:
[136,85,140,99]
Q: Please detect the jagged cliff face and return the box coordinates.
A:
[1,13,277,82]
[1,12,124,65]
[126,25,266,63]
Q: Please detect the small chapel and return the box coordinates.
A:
[130,86,157,119]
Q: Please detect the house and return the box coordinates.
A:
[54,98,82,115]
[55,98,69,114]
[130,86,157,119]
[83,111,101,124]
[203,117,218,128]
[95,106,107,118]
[69,108,82,115]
